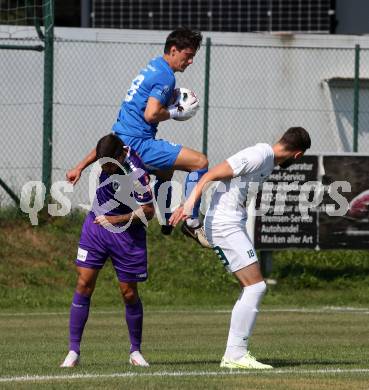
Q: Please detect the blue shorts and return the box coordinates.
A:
[117,134,182,172]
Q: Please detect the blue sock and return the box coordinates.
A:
[154,178,172,224]
[184,168,208,219]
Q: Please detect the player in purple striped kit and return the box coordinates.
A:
[61,134,155,368]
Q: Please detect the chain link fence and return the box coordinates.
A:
[1,33,368,207]
[0,38,44,206]
[208,44,369,162]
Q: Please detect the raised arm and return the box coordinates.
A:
[66,148,97,185]
[169,160,234,226]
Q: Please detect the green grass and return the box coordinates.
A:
[1,209,369,388]
[0,308,369,389]
[1,209,369,309]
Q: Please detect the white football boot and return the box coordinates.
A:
[60,350,80,368]
[220,351,273,370]
[129,351,150,367]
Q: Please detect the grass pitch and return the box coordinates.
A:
[1,211,369,388]
[1,308,369,389]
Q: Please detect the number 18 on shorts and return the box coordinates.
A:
[212,230,258,273]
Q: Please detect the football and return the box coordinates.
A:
[170,87,199,121]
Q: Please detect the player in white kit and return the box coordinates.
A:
[170,127,311,369]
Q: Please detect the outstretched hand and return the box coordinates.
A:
[66,168,82,185]
[169,201,194,226]
[169,206,184,226]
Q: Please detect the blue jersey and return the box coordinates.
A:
[113,56,175,139]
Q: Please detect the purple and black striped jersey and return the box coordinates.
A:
[92,147,153,218]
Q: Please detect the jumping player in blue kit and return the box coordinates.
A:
[67,27,210,247]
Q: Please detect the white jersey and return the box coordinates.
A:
[205,143,275,235]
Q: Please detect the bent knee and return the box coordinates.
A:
[247,280,267,294]
[121,288,138,304]
[76,278,95,296]
[192,154,208,171]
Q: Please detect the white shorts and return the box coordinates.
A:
[205,228,258,273]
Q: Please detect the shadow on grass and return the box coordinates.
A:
[151,359,358,368]
[263,358,358,368]
[52,357,359,373]
[83,359,222,369]
[149,359,222,366]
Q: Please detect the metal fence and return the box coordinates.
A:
[0,38,44,206]
[1,34,368,207]
[92,0,333,33]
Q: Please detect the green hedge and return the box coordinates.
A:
[0,209,368,309]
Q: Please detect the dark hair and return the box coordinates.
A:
[96,133,126,160]
[164,27,202,54]
[279,127,311,152]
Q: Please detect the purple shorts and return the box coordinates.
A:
[75,213,148,282]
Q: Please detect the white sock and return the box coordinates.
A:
[224,281,267,361]
[186,218,200,228]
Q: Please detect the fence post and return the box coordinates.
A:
[42,0,54,197]
[353,44,360,152]
[260,250,273,277]
[81,0,92,27]
[202,37,211,156]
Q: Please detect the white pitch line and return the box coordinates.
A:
[0,307,369,317]
[1,368,369,383]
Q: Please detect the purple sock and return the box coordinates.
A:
[69,291,91,354]
[125,299,143,353]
